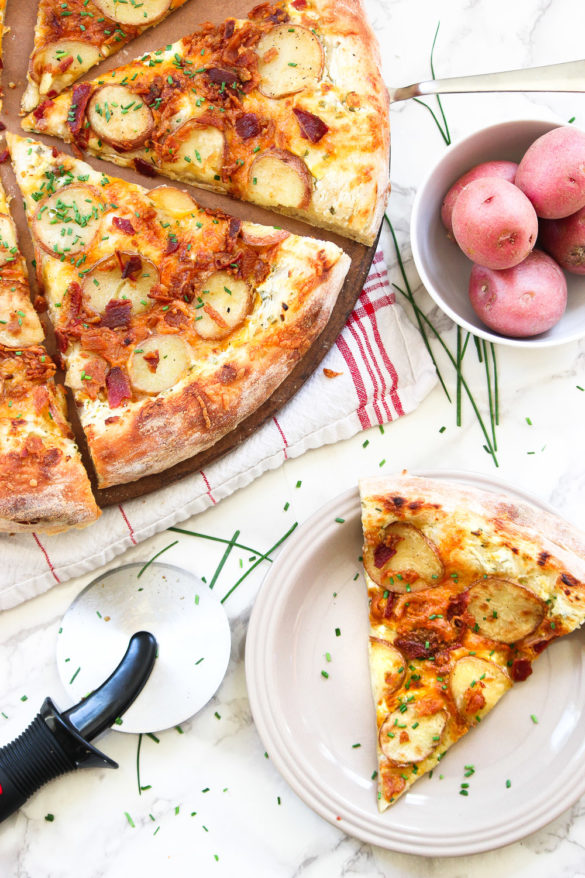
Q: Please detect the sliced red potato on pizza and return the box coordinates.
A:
[21,0,193,113]
[22,0,390,245]
[9,134,350,488]
[0,178,100,533]
[360,474,585,810]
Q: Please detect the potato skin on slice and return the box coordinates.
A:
[379,705,446,764]
[88,85,154,151]
[467,577,545,643]
[240,222,290,248]
[194,271,252,340]
[256,25,324,98]
[249,150,312,210]
[92,0,171,26]
[450,656,512,722]
[33,184,104,257]
[363,522,444,592]
[128,335,191,395]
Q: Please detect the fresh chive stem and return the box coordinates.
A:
[392,283,499,467]
[456,326,462,427]
[491,343,500,426]
[412,98,451,145]
[208,529,240,590]
[168,526,267,559]
[482,339,497,451]
[221,522,298,604]
[136,733,143,796]
[137,541,179,578]
[474,336,483,362]
[430,22,451,144]
[385,215,451,401]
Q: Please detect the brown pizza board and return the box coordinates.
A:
[0,0,385,507]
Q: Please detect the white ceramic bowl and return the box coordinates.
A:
[410,118,585,348]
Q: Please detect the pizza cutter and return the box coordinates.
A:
[0,562,231,822]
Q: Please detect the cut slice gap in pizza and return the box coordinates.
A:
[9,133,351,489]
[0,0,7,112]
[21,0,195,114]
[0,174,100,533]
[359,473,585,811]
[21,0,390,245]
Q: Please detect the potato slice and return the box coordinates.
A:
[35,40,102,93]
[147,186,198,217]
[450,656,511,722]
[163,121,225,184]
[249,150,312,209]
[65,354,106,392]
[467,577,545,643]
[363,522,444,592]
[0,214,18,267]
[368,638,405,704]
[82,253,158,316]
[92,0,171,26]
[240,222,290,248]
[0,288,43,348]
[129,335,191,394]
[256,25,323,98]
[194,271,252,340]
[88,85,154,150]
[33,185,103,257]
[379,704,446,765]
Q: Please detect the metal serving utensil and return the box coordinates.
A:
[389,58,585,103]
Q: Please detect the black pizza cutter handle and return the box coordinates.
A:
[0,631,157,822]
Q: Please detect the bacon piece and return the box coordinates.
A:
[323,369,343,378]
[373,543,396,569]
[235,112,261,139]
[0,149,9,165]
[143,350,160,373]
[33,295,48,314]
[82,357,108,399]
[164,308,189,328]
[58,55,74,73]
[55,329,68,354]
[224,19,236,40]
[206,67,242,89]
[32,385,50,414]
[510,659,533,682]
[67,281,84,321]
[292,0,308,7]
[33,99,54,121]
[0,121,5,132]
[101,299,132,330]
[134,157,157,177]
[165,237,180,255]
[112,217,135,235]
[293,108,329,144]
[227,217,241,246]
[106,367,131,408]
[446,591,469,620]
[121,254,143,280]
[463,688,486,715]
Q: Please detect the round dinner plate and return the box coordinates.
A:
[245,471,585,856]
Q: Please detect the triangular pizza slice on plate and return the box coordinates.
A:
[0,176,100,532]
[21,0,390,245]
[359,474,585,811]
[9,133,350,489]
[21,0,194,114]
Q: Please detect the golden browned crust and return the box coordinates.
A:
[90,253,350,486]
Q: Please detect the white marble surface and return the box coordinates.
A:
[3,0,585,874]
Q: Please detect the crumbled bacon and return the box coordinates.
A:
[373,543,396,569]
[227,217,241,246]
[0,149,9,165]
[446,592,469,620]
[81,357,108,399]
[293,108,329,144]
[292,0,308,7]
[206,67,242,89]
[164,308,189,328]
[165,237,180,255]
[106,367,131,408]
[121,254,143,280]
[510,659,532,682]
[66,281,84,321]
[112,217,136,235]
[143,350,160,373]
[101,299,132,330]
[134,157,157,177]
[58,54,74,73]
[235,112,261,140]
[33,99,54,121]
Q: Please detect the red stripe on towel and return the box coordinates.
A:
[32,533,61,583]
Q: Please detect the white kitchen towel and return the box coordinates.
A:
[0,251,437,609]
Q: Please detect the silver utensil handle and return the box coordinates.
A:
[390,59,585,103]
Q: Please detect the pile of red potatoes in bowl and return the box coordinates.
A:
[443,127,585,338]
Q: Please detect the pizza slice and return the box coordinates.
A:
[21,0,193,114]
[21,0,390,245]
[359,474,585,811]
[9,133,350,488]
[0,177,100,532]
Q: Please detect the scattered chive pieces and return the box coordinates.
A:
[321,670,329,679]
[284,501,290,511]
[325,652,331,662]
[175,725,184,734]
[439,426,446,433]
[215,711,221,719]
[335,627,341,636]
[335,517,345,524]
[296,480,302,488]
[531,714,538,724]
[69,667,81,685]
[124,812,135,827]
[20,695,28,702]
[45,814,55,822]
[352,742,361,748]
[506,779,512,788]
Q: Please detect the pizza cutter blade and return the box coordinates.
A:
[0,562,231,822]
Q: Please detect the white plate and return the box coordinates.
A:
[245,471,585,856]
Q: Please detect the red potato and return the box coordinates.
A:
[515,127,585,219]
[469,249,567,338]
[441,160,518,237]
[539,206,585,275]
[452,177,538,270]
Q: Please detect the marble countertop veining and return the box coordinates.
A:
[3,0,585,875]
